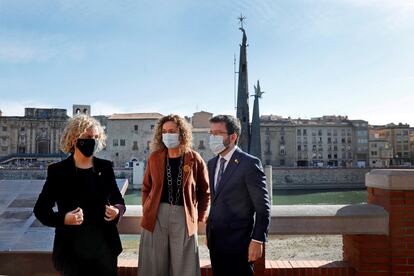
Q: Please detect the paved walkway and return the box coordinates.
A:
[0,179,127,252]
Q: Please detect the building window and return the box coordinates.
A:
[2,126,7,131]
[297,145,301,151]
[328,137,332,144]
[198,140,206,150]
[151,125,155,130]
[297,129,301,136]
[113,139,118,147]
[120,139,126,146]
[132,141,138,151]
[134,125,138,131]
[20,127,25,132]
[18,146,26,154]
[318,129,322,136]
[303,129,307,135]
[341,138,346,144]
[328,154,332,159]
[1,146,7,152]
[280,159,285,166]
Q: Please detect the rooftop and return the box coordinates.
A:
[108,113,164,120]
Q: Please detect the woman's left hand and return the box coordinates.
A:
[104,205,120,221]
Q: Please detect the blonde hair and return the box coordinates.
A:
[151,114,193,153]
[60,114,106,154]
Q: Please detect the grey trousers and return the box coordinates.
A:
[138,203,201,276]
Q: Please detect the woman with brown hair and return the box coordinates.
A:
[138,114,210,276]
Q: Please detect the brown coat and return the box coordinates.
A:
[141,148,210,236]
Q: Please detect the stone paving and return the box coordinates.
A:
[0,179,128,252]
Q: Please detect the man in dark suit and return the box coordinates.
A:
[206,114,271,276]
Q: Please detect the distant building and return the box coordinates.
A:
[369,123,411,165]
[368,135,393,167]
[0,108,69,166]
[411,128,414,165]
[261,115,369,167]
[191,111,214,161]
[96,113,163,167]
[73,104,91,116]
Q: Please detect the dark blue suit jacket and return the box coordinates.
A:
[206,147,271,252]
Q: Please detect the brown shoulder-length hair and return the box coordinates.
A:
[151,114,193,153]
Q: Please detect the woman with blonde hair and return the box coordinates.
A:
[34,114,125,276]
[138,114,210,276]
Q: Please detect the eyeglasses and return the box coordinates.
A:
[208,131,229,136]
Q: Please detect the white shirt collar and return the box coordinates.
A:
[219,145,238,162]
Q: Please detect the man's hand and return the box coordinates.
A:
[248,240,263,262]
[104,205,120,221]
[64,207,83,225]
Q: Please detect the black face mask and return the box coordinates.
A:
[76,139,97,157]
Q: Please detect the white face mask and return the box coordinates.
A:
[209,135,227,155]
[162,133,180,149]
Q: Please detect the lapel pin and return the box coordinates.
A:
[183,165,191,172]
[98,172,101,176]
[234,159,239,164]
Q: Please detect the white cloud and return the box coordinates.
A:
[0,32,86,64]
[339,0,414,31]
[0,100,53,116]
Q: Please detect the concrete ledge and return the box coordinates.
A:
[118,204,389,235]
[270,204,388,235]
[366,169,414,190]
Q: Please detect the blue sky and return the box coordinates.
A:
[1,0,414,126]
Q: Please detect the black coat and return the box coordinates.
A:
[33,155,126,271]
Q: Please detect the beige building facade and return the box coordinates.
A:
[368,138,393,167]
[191,111,214,161]
[261,115,369,167]
[96,113,163,167]
[0,108,68,166]
[369,124,411,165]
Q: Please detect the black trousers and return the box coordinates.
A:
[61,225,118,276]
[209,231,253,276]
[62,253,117,276]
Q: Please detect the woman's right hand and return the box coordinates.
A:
[64,207,84,225]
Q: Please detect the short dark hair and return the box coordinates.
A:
[209,114,241,143]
